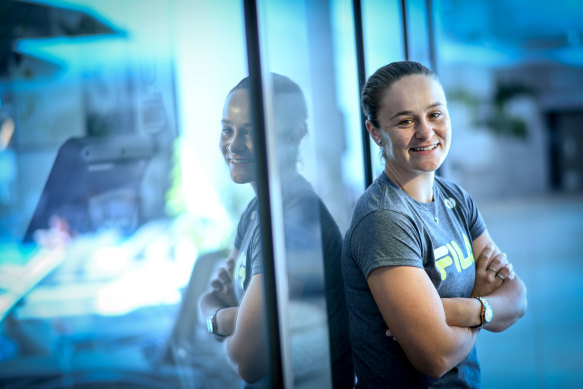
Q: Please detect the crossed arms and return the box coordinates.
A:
[198,249,268,383]
[367,229,527,379]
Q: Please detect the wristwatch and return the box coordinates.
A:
[473,297,493,328]
[207,308,226,337]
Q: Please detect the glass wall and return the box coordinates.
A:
[0,1,254,387]
[0,0,369,387]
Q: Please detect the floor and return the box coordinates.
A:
[474,192,583,389]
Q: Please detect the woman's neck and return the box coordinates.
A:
[250,168,299,196]
[384,165,435,203]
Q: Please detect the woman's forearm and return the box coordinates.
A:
[482,275,527,332]
[441,297,482,328]
[441,275,527,331]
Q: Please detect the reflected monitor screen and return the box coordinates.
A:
[23,135,154,243]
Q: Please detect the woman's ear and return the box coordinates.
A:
[289,122,307,144]
[365,120,381,144]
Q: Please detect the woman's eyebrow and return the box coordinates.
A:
[389,110,414,121]
[389,102,444,121]
[221,119,253,129]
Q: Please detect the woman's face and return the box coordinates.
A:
[220,89,256,184]
[372,74,451,180]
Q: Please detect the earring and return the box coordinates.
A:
[377,139,383,146]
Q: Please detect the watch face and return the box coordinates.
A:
[484,304,493,323]
[207,316,214,333]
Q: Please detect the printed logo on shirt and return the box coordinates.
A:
[433,233,474,281]
[236,255,247,291]
[443,197,457,209]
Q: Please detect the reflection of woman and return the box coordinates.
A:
[342,61,527,388]
[199,74,354,388]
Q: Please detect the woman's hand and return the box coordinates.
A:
[210,258,238,307]
[472,244,515,297]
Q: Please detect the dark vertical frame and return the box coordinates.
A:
[241,0,284,387]
[400,0,410,60]
[426,0,437,72]
[352,0,373,188]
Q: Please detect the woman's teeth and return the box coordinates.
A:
[231,159,252,164]
[412,144,437,151]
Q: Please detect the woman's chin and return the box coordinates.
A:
[230,172,255,185]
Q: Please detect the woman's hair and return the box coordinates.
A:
[361,61,438,128]
[228,73,308,166]
[230,73,308,131]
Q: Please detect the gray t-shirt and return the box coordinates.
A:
[342,173,486,388]
[233,174,354,388]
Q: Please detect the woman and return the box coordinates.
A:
[342,61,527,388]
[199,74,354,388]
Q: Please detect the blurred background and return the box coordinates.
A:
[0,0,581,388]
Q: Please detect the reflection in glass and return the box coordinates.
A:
[0,1,246,388]
[199,74,353,388]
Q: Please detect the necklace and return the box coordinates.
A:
[433,190,439,224]
[386,170,439,223]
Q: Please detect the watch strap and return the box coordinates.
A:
[207,308,226,337]
[471,296,488,328]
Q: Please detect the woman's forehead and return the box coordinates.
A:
[380,75,445,114]
[223,89,251,120]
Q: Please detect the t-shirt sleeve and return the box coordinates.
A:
[234,217,245,251]
[250,228,263,276]
[456,184,487,240]
[350,210,424,280]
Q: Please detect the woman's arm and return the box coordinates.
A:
[368,265,479,379]
[199,249,239,336]
[225,273,267,383]
[470,230,527,332]
[440,231,527,331]
[198,248,268,383]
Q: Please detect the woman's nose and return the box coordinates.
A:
[415,119,433,139]
[228,130,247,153]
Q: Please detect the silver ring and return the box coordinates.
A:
[487,266,497,272]
[496,273,505,281]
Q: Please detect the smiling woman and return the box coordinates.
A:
[221,90,256,185]
[342,61,527,388]
[199,73,354,388]
[369,74,451,199]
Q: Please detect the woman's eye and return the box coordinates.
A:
[430,112,442,119]
[399,119,413,126]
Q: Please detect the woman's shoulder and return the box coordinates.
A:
[435,175,473,201]
[353,174,409,217]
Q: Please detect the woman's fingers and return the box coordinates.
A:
[486,252,508,282]
[226,258,235,272]
[495,262,515,283]
[476,244,495,271]
[211,278,222,292]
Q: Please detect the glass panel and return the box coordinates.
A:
[406,0,432,65]
[0,1,269,388]
[255,0,361,387]
[361,0,406,179]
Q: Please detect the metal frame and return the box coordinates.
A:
[241,1,285,387]
[352,0,373,189]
